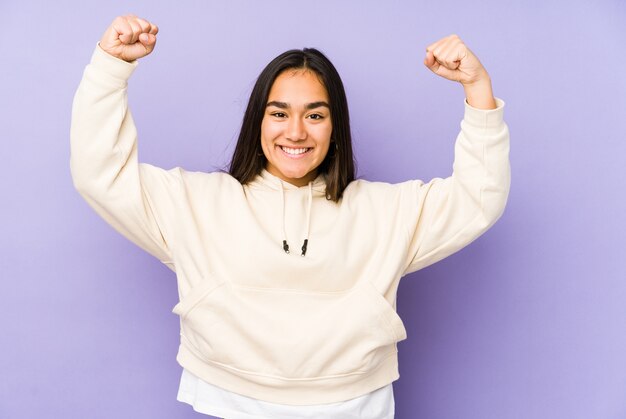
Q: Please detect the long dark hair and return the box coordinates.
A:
[229,48,355,202]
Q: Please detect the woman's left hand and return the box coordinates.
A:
[424,34,496,109]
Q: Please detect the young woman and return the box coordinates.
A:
[70,15,510,419]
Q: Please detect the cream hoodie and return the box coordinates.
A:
[70,46,511,405]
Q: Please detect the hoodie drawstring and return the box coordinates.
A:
[279,181,289,254]
[280,180,313,257]
[301,182,312,256]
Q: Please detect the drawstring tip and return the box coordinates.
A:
[283,239,309,256]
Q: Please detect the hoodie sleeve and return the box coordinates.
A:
[402,98,510,275]
[70,45,179,268]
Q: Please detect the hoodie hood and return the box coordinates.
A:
[247,169,328,256]
[248,169,328,195]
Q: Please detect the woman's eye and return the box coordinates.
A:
[271,112,287,118]
[308,114,324,120]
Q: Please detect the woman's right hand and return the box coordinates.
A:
[99,15,158,62]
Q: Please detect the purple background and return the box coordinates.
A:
[1,1,625,418]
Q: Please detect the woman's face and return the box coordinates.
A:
[261,69,332,187]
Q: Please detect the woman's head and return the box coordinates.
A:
[229,48,355,201]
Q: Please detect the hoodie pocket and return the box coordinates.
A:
[172,281,224,318]
[174,278,407,380]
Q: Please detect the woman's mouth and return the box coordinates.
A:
[279,146,312,157]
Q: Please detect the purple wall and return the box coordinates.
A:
[1,1,625,418]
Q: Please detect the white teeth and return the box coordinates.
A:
[281,146,309,155]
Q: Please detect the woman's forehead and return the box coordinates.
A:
[268,69,329,103]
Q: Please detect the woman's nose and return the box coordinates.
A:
[286,117,306,141]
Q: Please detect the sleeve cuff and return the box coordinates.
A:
[463,97,505,129]
[89,43,139,82]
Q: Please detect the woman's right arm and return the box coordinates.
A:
[70,16,178,267]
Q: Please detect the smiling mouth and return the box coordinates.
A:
[279,146,312,156]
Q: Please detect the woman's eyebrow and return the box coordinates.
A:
[266,101,330,110]
[266,101,289,109]
[305,101,330,110]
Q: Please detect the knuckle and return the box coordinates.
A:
[137,18,150,30]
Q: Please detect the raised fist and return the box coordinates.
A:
[424,34,496,109]
[99,15,158,62]
[423,34,489,86]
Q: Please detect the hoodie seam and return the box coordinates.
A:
[180,335,398,382]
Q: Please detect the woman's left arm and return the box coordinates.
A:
[401,35,510,274]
